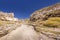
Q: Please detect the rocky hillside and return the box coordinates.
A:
[30,3,60,40]
[0,12,22,38]
[30,3,60,21]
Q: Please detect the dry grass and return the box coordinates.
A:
[44,17,60,28]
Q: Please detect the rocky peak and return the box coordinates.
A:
[0,12,14,18]
[0,12,18,21]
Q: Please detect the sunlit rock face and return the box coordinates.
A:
[0,12,14,20]
[0,12,18,21]
[0,24,39,40]
[5,17,18,21]
[30,3,60,21]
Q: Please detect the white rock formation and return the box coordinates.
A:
[5,17,18,21]
[0,12,18,21]
[6,17,13,21]
[13,18,18,21]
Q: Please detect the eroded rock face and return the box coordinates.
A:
[30,3,60,40]
[30,3,60,21]
[0,12,18,21]
[0,12,14,20]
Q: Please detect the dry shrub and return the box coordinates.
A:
[44,17,60,27]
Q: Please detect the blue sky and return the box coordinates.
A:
[0,0,60,19]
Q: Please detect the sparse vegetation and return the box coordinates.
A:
[44,17,60,28]
[0,20,3,26]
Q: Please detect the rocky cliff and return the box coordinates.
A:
[30,3,60,40]
[30,3,60,21]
